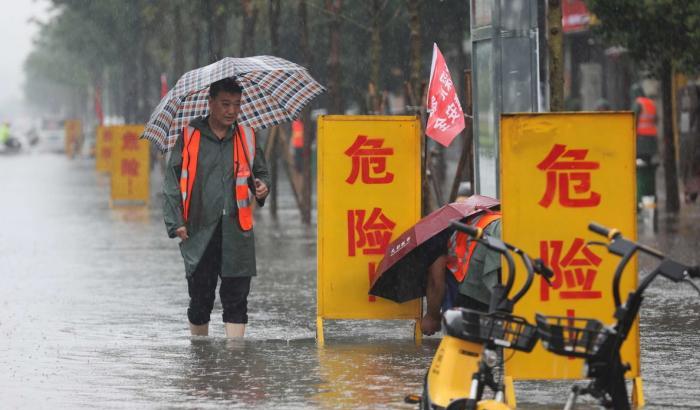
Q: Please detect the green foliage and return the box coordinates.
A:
[587,0,700,75]
[25,0,471,118]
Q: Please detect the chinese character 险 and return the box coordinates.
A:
[121,159,140,177]
[537,144,601,208]
[539,238,603,301]
[347,208,396,256]
[345,135,395,184]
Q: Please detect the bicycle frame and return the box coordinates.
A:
[561,223,699,409]
[419,221,552,410]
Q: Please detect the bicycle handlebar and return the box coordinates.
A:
[533,258,555,281]
[689,266,700,279]
[588,222,619,239]
[450,220,549,310]
[451,221,481,239]
[587,221,698,307]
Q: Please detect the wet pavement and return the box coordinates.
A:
[1,153,699,409]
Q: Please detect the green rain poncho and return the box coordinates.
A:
[162,116,271,277]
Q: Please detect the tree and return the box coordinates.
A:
[325,0,343,114]
[587,0,700,212]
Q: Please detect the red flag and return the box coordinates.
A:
[160,73,168,98]
[94,86,104,126]
[425,43,465,147]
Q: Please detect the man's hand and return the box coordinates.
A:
[420,313,441,336]
[254,178,269,200]
[175,226,189,241]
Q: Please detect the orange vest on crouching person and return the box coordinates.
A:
[446,211,502,282]
[179,124,256,231]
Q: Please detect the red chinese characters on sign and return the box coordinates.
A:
[102,130,113,159]
[367,262,379,302]
[121,159,140,177]
[347,208,396,256]
[539,238,603,301]
[347,208,397,302]
[122,132,139,151]
[537,144,601,208]
[344,135,394,184]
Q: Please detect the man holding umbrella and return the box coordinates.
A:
[162,77,271,338]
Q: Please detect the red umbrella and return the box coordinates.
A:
[369,195,500,303]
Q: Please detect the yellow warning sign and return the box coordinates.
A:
[500,112,638,379]
[110,125,150,205]
[316,116,422,341]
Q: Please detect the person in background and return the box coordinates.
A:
[631,83,658,163]
[291,119,304,172]
[0,122,10,146]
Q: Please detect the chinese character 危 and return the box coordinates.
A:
[537,144,601,208]
[345,135,395,184]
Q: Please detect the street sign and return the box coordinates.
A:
[500,112,639,379]
[316,115,422,344]
[95,126,115,173]
[110,125,149,205]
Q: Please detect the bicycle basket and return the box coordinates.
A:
[443,308,539,352]
[535,313,608,359]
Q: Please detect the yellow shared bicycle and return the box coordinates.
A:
[408,220,553,410]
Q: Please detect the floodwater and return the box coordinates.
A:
[1,153,698,409]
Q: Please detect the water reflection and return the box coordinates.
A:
[313,339,432,409]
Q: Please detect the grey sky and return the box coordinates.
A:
[0,0,49,106]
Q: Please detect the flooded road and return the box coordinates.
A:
[1,153,699,409]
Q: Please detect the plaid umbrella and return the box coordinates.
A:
[142,55,325,152]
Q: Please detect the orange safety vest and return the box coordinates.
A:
[636,96,657,137]
[291,120,304,148]
[446,211,502,282]
[180,124,256,231]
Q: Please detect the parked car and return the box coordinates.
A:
[36,118,65,153]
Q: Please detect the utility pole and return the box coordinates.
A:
[300,0,314,224]
[268,0,281,218]
[547,0,564,111]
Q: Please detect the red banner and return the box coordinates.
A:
[425,43,465,147]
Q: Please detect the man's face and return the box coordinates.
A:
[208,91,242,127]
